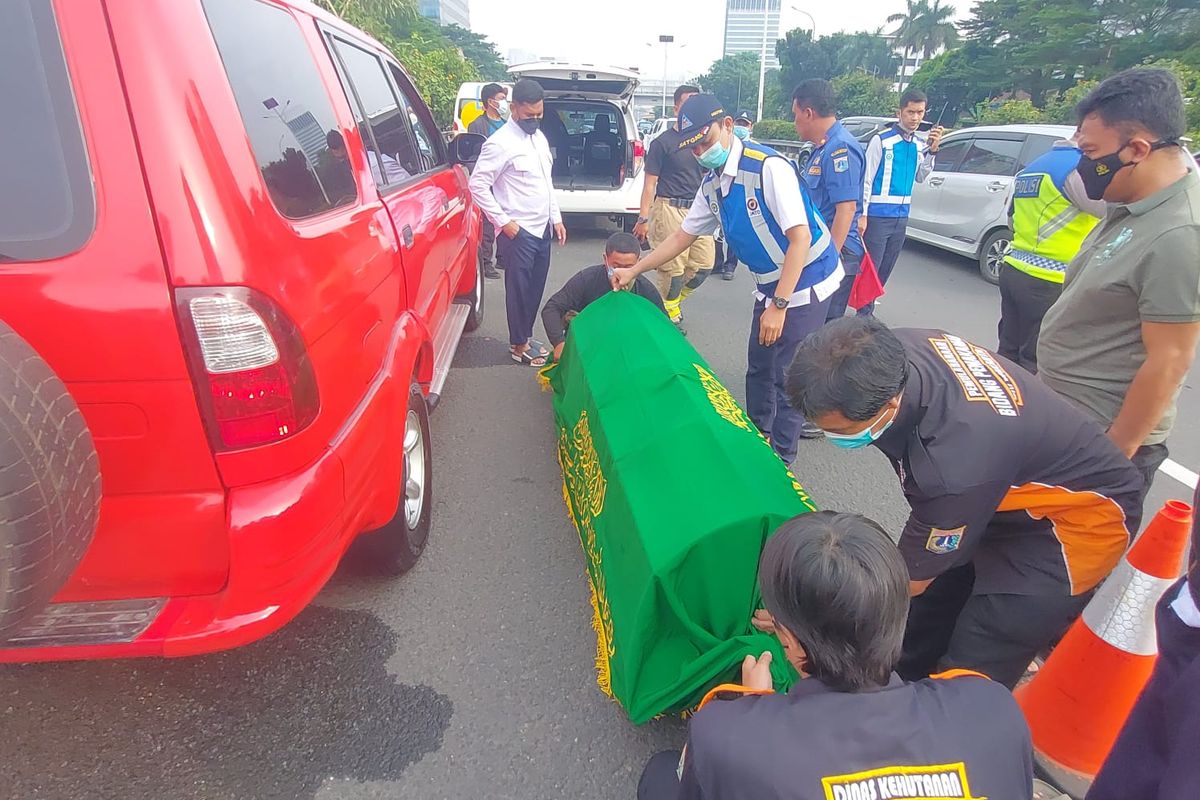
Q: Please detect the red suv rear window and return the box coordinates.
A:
[0,0,95,263]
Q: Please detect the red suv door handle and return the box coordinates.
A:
[401,225,414,249]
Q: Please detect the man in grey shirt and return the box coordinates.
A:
[1038,67,1200,508]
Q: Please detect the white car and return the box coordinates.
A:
[509,62,646,228]
[906,124,1076,284]
[643,116,676,148]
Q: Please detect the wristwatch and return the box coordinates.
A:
[636,215,649,224]
[772,296,789,310]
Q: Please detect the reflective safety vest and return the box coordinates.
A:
[1004,145,1101,284]
[700,142,841,303]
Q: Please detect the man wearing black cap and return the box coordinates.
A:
[633,85,715,329]
[613,94,843,465]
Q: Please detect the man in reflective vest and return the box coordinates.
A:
[999,140,1104,373]
[612,94,843,464]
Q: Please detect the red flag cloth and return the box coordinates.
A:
[848,251,885,310]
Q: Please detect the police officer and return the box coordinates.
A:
[638,511,1034,800]
[713,111,755,281]
[999,139,1104,373]
[613,94,843,466]
[786,317,1145,688]
[791,80,867,328]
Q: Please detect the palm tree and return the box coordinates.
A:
[888,0,959,89]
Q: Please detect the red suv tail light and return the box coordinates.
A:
[633,140,645,159]
[176,288,319,451]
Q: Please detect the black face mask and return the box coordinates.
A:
[1076,139,1176,201]
[517,117,541,135]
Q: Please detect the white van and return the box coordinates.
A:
[453,80,513,135]
[508,62,645,228]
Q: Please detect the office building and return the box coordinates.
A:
[723,0,781,70]
[418,0,469,29]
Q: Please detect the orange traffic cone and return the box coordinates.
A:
[1016,499,1194,784]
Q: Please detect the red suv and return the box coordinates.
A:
[0,0,485,662]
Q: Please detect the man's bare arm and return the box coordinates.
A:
[1107,321,1200,457]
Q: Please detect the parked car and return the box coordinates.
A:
[643,116,677,148]
[508,62,646,230]
[637,119,655,137]
[906,124,1076,284]
[841,116,934,144]
[0,0,485,662]
[453,80,513,135]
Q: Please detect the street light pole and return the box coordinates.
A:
[659,34,674,117]
[758,4,817,121]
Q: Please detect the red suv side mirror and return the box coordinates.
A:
[449,133,485,166]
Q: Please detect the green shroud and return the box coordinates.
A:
[546,291,818,724]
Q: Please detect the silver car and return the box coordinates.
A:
[906,124,1076,284]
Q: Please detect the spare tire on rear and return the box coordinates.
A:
[0,320,101,637]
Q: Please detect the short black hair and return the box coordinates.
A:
[1076,67,1187,142]
[325,129,345,151]
[481,82,506,102]
[759,512,909,692]
[512,78,544,106]
[674,84,700,105]
[785,317,908,421]
[899,88,928,109]
[605,232,641,257]
[792,79,837,118]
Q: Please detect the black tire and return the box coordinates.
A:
[0,321,101,636]
[460,254,484,333]
[355,383,432,575]
[978,228,1011,285]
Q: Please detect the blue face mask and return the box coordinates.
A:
[733,125,751,141]
[824,407,898,450]
[696,136,730,170]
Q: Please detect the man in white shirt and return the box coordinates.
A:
[468,79,567,367]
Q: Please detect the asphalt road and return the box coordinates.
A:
[3,220,1196,800]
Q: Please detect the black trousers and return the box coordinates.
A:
[897,562,1092,689]
[715,240,738,274]
[1132,441,1169,516]
[997,264,1061,374]
[479,218,497,269]
[495,225,552,347]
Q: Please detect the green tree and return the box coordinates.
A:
[974,98,1046,126]
[889,0,961,89]
[907,42,1005,124]
[696,52,763,117]
[1143,58,1200,139]
[832,72,899,116]
[776,27,836,90]
[442,24,508,81]
[828,30,902,80]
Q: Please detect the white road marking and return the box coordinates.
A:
[1160,458,1199,490]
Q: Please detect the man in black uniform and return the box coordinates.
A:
[633,84,714,328]
[540,232,664,360]
[638,511,1033,800]
[786,317,1144,688]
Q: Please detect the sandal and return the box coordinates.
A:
[526,339,550,358]
[511,347,547,367]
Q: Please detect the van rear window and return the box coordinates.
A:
[0,0,95,262]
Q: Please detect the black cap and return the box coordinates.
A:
[735,110,754,124]
[676,94,726,150]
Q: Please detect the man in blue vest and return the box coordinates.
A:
[858,88,943,315]
[611,94,843,464]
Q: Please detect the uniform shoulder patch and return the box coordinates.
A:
[833,155,850,173]
[926,527,965,554]
[829,146,849,157]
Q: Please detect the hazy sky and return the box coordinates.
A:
[472,0,971,81]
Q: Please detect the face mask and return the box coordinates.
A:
[498,100,510,119]
[696,136,730,170]
[517,117,541,135]
[733,125,751,141]
[824,407,897,450]
[1076,145,1132,201]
